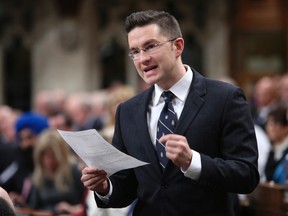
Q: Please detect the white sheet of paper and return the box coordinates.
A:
[58,129,148,176]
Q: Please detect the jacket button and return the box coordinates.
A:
[161,184,168,189]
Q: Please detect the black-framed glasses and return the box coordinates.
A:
[128,38,177,60]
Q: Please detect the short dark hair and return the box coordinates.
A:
[0,197,15,216]
[268,106,288,126]
[125,10,182,39]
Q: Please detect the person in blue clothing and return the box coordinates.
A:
[264,106,288,184]
[4,112,49,207]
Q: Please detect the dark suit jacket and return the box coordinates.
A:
[96,69,259,216]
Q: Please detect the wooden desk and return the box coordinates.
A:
[248,182,288,216]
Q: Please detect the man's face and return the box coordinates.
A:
[266,117,288,144]
[19,128,37,149]
[128,24,181,89]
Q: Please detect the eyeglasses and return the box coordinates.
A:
[128,38,177,60]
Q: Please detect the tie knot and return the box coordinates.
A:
[162,91,174,103]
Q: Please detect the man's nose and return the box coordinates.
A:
[139,50,151,62]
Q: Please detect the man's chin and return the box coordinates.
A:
[143,78,156,86]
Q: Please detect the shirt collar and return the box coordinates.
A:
[153,65,193,105]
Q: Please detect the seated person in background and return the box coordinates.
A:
[7,112,49,207]
[264,106,288,184]
[27,129,86,215]
[64,92,104,132]
[0,186,15,216]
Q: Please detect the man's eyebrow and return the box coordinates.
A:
[129,39,158,50]
[143,39,158,46]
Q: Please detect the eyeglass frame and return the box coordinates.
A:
[128,37,178,60]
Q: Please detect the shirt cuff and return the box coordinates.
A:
[181,150,202,180]
[95,178,113,204]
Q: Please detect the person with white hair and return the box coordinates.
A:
[0,186,15,216]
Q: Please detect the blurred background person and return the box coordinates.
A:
[100,84,136,143]
[14,112,50,176]
[0,186,15,216]
[2,112,49,207]
[48,111,73,131]
[279,73,288,107]
[0,105,20,146]
[33,89,67,118]
[64,92,104,132]
[28,129,86,215]
[90,90,109,129]
[251,76,280,129]
[264,106,288,184]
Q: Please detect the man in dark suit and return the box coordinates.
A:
[81,10,259,216]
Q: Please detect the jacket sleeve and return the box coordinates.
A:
[197,87,259,194]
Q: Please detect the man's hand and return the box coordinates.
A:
[159,134,192,171]
[81,167,109,195]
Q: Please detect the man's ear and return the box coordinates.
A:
[174,38,184,58]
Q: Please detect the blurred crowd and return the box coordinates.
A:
[0,82,138,216]
[249,73,288,183]
[0,72,288,215]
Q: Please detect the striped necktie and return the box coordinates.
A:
[156,91,177,169]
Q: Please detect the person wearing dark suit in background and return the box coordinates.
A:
[81,10,259,216]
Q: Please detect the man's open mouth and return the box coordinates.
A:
[144,65,157,73]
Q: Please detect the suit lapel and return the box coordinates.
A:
[175,70,206,135]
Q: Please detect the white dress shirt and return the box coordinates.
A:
[148,65,201,180]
